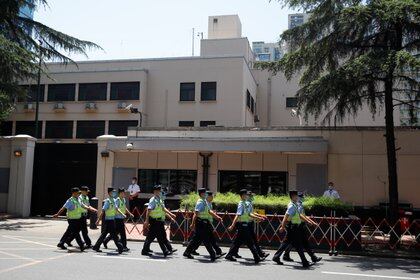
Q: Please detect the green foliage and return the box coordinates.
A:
[179,192,352,215]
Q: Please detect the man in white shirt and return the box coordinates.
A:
[128,177,141,215]
[323,182,340,200]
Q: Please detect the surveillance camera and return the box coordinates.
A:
[125,104,133,111]
[291,109,297,117]
[126,143,134,151]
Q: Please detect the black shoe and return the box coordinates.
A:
[225,255,237,262]
[92,247,102,253]
[123,247,130,252]
[163,251,170,258]
[117,245,123,254]
[233,253,242,258]
[66,242,73,247]
[254,257,262,264]
[283,256,294,262]
[311,256,322,263]
[57,243,67,250]
[183,252,194,259]
[141,251,152,256]
[84,244,92,249]
[79,244,85,252]
[217,252,226,257]
[169,249,177,254]
[302,262,312,268]
[273,257,284,265]
[191,251,200,256]
[103,241,108,249]
[260,254,268,261]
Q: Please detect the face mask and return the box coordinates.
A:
[328,186,333,190]
[111,191,117,198]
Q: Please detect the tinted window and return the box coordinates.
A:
[0,121,13,136]
[19,85,45,102]
[286,97,298,108]
[109,120,138,136]
[15,121,42,138]
[110,82,140,100]
[78,83,107,101]
[201,82,216,101]
[180,83,195,101]
[179,121,194,127]
[48,84,76,101]
[45,121,73,139]
[138,169,197,195]
[200,121,216,127]
[76,121,105,139]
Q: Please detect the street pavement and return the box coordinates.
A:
[0,218,419,280]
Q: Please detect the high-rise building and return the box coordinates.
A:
[252,41,283,61]
[19,0,35,35]
[288,13,310,29]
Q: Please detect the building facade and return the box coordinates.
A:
[252,41,283,62]
[0,15,418,217]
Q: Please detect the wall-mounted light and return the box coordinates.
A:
[14,150,23,157]
[101,151,110,158]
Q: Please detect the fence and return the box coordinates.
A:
[125,207,420,253]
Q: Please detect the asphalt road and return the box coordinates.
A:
[0,218,419,280]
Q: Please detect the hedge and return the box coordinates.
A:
[180,192,353,216]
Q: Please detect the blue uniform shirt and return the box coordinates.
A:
[298,201,305,214]
[103,198,116,220]
[285,202,299,216]
[236,201,246,215]
[148,196,164,210]
[63,198,76,211]
[115,197,126,219]
[195,199,206,212]
[245,201,254,213]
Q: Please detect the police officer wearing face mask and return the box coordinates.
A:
[92,188,124,254]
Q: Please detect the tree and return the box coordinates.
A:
[258,0,420,227]
[0,0,101,123]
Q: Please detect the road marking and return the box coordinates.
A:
[0,250,36,261]
[322,271,420,280]
[93,255,168,262]
[2,235,56,248]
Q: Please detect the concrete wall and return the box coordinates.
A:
[208,15,242,39]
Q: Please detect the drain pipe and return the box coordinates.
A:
[199,152,213,189]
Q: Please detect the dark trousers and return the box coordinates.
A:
[229,221,263,257]
[284,223,316,259]
[142,218,172,254]
[273,224,309,265]
[104,219,127,247]
[59,219,83,247]
[93,219,122,250]
[226,223,260,260]
[185,219,216,258]
[66,215,91,246]
[129,198,141,215]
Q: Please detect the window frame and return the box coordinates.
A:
[47,84,76,102]
[179,82,195,102]
[110,82,140,101]
[76,120,105,139]
[78,83,107,101]
[179,121,195,127]
[200,82,217,101]
[200,121,216,127]
[45,121,74,139]
[286,97,298,108]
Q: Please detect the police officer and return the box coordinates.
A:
[53,187,85,252]
[103,188,133,251]
[282,192,322,263]
[141,185,177,257]
[272,190,315,268]
[225,189,265,263]
[92,188,124,254]
[183,188,223,261]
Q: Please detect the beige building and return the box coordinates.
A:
[0,15,418,217]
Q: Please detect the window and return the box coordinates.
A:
[180,83,195,101]
[15,121,42,138]
[179,121,194,127]
[47,84,76,101]
[201,82,216,101]
[200,121,216,127]
[19,85,45,102]
[0,121,13,136]
[108,120,138,136]
[110,82,140,100]
[45,121,73,139]
[138,169,197,195]
[286,97,298,108]
[246,90,251,108]
[219,171,288,195]
[78,83,107,101]
[76,121,105,139]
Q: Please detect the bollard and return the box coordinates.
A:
[90,197,98,229]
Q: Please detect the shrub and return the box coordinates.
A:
[179,192,353,216]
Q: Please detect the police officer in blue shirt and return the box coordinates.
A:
[272,190,315,268]
[283,192,322,263]
[225,189,265,263]
[183,188,223,261]
[92,188,124,254]
[141,185,177,257]
[53,187,85,251]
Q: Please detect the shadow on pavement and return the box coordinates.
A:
[0,220,50,231]
[324,255,420,274]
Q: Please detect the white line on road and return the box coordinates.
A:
[0,253,70,275]
[322,271,420,280]
[93,255,168,262]
[0,250,37,261]
[2,235,56,248]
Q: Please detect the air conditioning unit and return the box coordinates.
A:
[24,103,35,112]
[85,102,97,111]
[117,101,128,112]
[54,102,65,111]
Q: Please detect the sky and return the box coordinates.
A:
[34,0,296,61]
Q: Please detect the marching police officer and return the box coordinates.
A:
[282,192,322,263]
[183,188,223,261]
[53,187,85,251]
[272,190,316,268]
[141,185,177,257]
[247,191,270,259]
[225,189,265,263]
[92,188,124,254]
[103,188,133,251]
